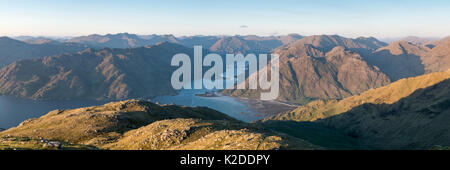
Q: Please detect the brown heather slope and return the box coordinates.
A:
[0,100,318,150]
[0,42,189,100]
[263,70,450,149]
[223,35,390,104]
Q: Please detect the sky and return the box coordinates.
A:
[0,0,450,39]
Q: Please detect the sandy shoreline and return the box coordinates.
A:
[234,97,299,119]
[192,91,300,120]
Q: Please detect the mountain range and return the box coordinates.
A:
[365,37,450,81]
[2,33,450,103]
[66,33,178,49]
[0,37,89,68]
[381,36,440,44]
[0,42,191,100]
[63,33,304,54]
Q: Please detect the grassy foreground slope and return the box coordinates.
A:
[0,100,318,150]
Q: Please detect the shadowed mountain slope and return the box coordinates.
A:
[365,37,450,81]
[364,41,427,81]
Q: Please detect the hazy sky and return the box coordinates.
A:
[1,0,449,38]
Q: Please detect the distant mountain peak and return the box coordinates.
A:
[377,40,427,55]
[286,34,386,54]
[0,36,19,42]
